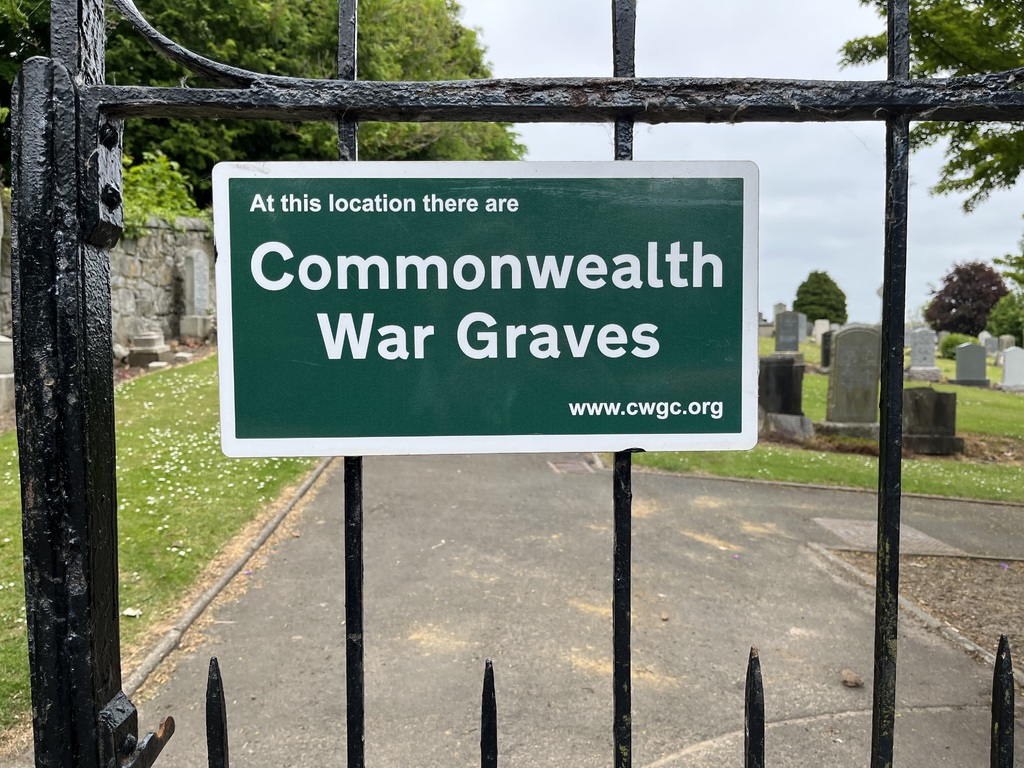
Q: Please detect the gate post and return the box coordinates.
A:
[10,0,138,764]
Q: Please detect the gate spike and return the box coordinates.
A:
[481,660,497,768]
[744,647,765,768]
[207,657,230,768]
[991,635,1014,768]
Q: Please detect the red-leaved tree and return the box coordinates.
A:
[924,261,1008,336]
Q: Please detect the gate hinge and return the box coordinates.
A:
[83,115,124,249]
[99,690,174,768]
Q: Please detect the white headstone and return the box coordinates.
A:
[812,318,830,345]
[1000,347,1024,391]
[905,327,940,382]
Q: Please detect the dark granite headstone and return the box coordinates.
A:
[758,356,804,416]
[821,330,833,369]
[902,388,964,455]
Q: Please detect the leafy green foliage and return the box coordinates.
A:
[840,1,1024,262]
[122,152,206,238]
[1,0,524,195]
[986,291,1024,346]
[995,239,1024,291]
[925,261,1008,336]
[792,270,848,324]
[939,332,977,360]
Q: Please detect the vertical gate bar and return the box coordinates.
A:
[13,42,129,768]
[337,6,363,765]
[870,4,910,765]
[611,6,636,766]
[612,0,636,160]
[481,660,498,768]
[744,648,764,768]
[337,0,358,160]
[887,0,911,81]
[871,111,910,768]
[206,657,230,768]
[345,456,366,768]
[991,635,1014,768]
[612,451,633,768]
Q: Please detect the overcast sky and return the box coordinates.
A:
[456,0,1023,324]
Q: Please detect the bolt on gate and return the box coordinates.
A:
[9,1,1024,766]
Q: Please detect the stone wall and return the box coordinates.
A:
[1,191,10,340]
[110,218,215,347]
[0,202,216,348]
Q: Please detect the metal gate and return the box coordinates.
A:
[9,1,1024,766]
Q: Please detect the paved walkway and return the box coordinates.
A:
[30,455,1024,765]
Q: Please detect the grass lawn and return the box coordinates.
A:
[0,355,316,732]
[633,337,1024,502]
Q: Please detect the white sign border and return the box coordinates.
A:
[213,160,759,457]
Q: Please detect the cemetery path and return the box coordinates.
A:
[8,453,1024,767]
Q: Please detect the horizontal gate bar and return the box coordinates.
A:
[84,73,1024,124]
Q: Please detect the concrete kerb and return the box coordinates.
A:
[122,457,334,698]
[807,542,1024,690]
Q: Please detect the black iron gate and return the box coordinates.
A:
[9,1,1024,766]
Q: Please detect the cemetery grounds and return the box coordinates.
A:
[633,337,1024,684]
[0,342,1020,747]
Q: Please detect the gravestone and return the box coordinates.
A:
[0,336,12,412]
[902,388,964,455]
[821,330,833,370]
[773,302,786,321]
[179,248,213,339]
[774,311,801,354]
[984,335,999,357]
[999,334,1016,351]
[998,346,1024,392]
[797,313,808,342]
[905,327,941,382]
[818,326,881,439]
[758,355,814,439]
[128,330,174,367]
[812,318,830,345]
[949,343,989,387]
[978,330,992,350]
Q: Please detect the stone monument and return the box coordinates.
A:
[811,318,830,345]
[902,388,964,455]
[179,248,213,340]
[758,355,813,439]
[905,327,941,382]
[998,346,1024,392]
[817,326,881,439]
[774,311,802,354]
[821,330,834,370]
[128,319,174,367]
[949,343,989,387]
[0,336,12,412]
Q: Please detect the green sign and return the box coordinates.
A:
[213,161,758,456]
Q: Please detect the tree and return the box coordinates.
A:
[840,1,1024,255]
[986,291,1024,346]
[1,0,524,199]
[792,270,848,325]
[924,261,1008,336]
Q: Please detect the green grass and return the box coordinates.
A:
[0,355,316,731]
[636,446,1024,503]
[634,336,1024,501]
